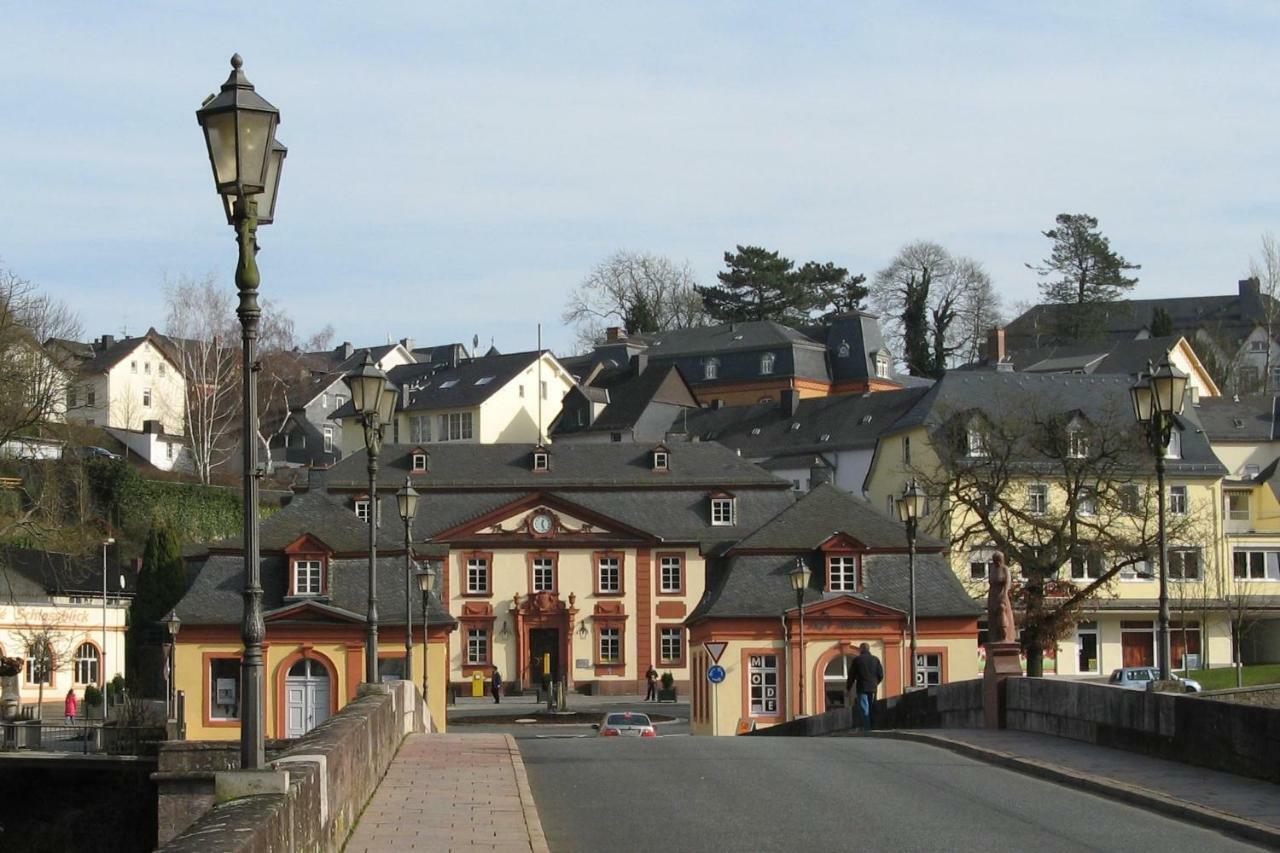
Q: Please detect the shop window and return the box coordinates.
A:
[915,653,942,687]
[74,643,100,684]
[747,654,779,717]
[209,658,241,720]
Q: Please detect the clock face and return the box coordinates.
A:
[531,512,554,535]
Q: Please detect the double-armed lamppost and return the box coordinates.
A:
[196,54,286,771]
[896,480,927,690]
[788,558,811,717]
[396,478,420,681]
[1130,356,1189,681]
[415,564,438,704]
[345,354,398,684]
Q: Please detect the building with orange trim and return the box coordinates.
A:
[686,484,980,735]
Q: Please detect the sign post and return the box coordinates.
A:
[702,643,728,736]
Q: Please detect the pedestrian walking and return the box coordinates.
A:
[845,643,883,731]
[491,667,503,704]
[64,688,78,723]
[644,665,659,702]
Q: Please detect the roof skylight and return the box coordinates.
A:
[439,379,459,389]
[475,376,494,386]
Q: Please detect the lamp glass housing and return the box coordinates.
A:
[345,354,388,417]
[896,481,927,523]
[221,140,286,226]
[163,611,182,638]
[788,559,811,593]
[377,383,398,427]
[195,56,280,196]
[416,563,438,593]
[1130,378,1154,423]
[396,479,419,522]
[1151,359,1189,416]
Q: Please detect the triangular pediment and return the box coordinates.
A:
[265,599,364,624]
[283,533,332,555]
[432,493,655,542]
[818,532,867,552]
[789,594,904,620]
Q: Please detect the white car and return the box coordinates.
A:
[592,711,657,737]
[1107,667,1201,693]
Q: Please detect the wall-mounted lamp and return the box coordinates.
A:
[498,619,511,641]
[576,619,589,640]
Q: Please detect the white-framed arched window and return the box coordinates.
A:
[75,642,100,684]
[704,358,719,380]
[759,352,775,375]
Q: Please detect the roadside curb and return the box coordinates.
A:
[505,733,550,853]
[873,731,1280,849]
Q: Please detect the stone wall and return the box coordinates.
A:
[159,681,417,852]
[1004,678,1280,784]
[875,680,985,730]
[745,706,852,736]
[1200,684,1280,709]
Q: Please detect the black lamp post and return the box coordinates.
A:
[163,611,181,719]
[196,54,285,772]
[346,353,398,684]
[896,480,927,690]
[396,478,420,682]
[415,564,438,705]
[788,558,811,717]
[1130,356,1189,681]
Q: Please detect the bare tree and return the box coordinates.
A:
[0,264,81,448]
[1248,233,1280,388]
[1225,575,1263,687]
[953,259,1003,364]
[915,390,1205,676]
[562,250,706,350]
[163,274,239,485]
[11,608,85,719]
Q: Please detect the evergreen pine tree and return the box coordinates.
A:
[698,245,798,323]
[1150,306,1174,337]
[127,522,187,681]
[1028,213,1139,341]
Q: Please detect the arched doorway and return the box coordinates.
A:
[284,658,331,738]
[822,655,857,711]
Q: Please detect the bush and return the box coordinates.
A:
[84,684,103,708]
[86,459,244,544]
[0,656,22,678]
[661,671,675,690]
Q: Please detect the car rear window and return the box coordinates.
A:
[606,713,651,726]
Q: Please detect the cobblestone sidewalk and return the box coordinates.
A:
[345,733,548,853]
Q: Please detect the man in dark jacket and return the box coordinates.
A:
[491,667,503,704]
[845,643,884,731]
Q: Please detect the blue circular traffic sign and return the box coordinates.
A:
[707,665,726,684]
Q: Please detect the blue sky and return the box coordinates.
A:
[4,3,1278,356]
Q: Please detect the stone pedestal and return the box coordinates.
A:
[983,642,1022,729]
[0,675,19,721]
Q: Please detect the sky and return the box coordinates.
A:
[4,2,1279,357]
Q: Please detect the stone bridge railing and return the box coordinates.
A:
[157,680,420,851]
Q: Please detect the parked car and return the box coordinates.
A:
[75,446,121,461]
[1107,667,1201,692]
[592,711,657,737]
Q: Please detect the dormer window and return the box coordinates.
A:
[411,449,428,472]
[704,358,719,380]
[828,555,859,592]
[1163,429,1182,459]
[966,428,987,458]
[710,494,736,526]
[355,499,376,523]
[284,534,331,598]
[293,559,323,596]
[759,353,775,375]
[875,353,890,379]
[652,447,669,471]
[532,448,550,472]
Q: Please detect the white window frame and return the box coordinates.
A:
[659,555,682,593]
[1067,430,1089,459]
[759,353,775,375]
[293,559,323,596]
[1168,485,1188,516]
[653,451,668,470]
[466,557,489,594]
[533,451,549,471]
[597,556,621,593]
[532,557,555,592]
[747,653,779,716]
[1233,550,1280,581]
[598,627,621,664]
[876,353,890,379]
[410,415,432,443]
[966,428,987,458]
[1167,547,1202,581]
[710,497,735,526]
[442,412,473,442]
[828,555,858,591]
[143,388,152,408]
[1028,484,1048,515]
[1164,430,1182,459]
[915,652,942,687]
[703,358,719,380]
[969,548,995,581]
[74,643,99,684]
[412,452,427,472]
[1069,549,1105,581]
[1250,339,1268,352]
[355,500,370,522]
[323,425,334,453]
[659,627,682,664]
[1225,490,1250,521]
[466,628,488,666]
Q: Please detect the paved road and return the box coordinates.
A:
[519,736,1261,853]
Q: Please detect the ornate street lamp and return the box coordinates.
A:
[896,480,927,690]
[1130,356,1189,681]
[788,558,811,717]
[346,353,398,684]
[163,611,181,719]
[415,564,438,706]
[396,478,420,682]
[196,54,284,772]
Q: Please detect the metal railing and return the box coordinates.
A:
[0,722,163,755]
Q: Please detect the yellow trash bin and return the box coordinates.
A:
[472,672,485,698]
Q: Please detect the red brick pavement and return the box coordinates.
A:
[345,733,548,853]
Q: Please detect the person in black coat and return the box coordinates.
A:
[845,643,884,731]
[491,667,503,704]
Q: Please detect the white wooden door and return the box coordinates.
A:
[285,659,330,738]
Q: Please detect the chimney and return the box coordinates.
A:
[712,399,725,410]
[98,334,115,352]
[399,337,415,351]
[340,341,354,359]
[1240,277,1261,299]
[307,465,330,491]
[781,388,801,418]
[809,458,832,488]
[986,327,1006,366]
[630,353,649,375]
[142,419,163,435]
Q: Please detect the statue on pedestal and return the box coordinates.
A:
[986,552,1017,644]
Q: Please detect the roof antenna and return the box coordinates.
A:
[537,323,544,444]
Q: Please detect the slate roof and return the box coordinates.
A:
[0,546,136,604]
[324,442,791,491]
[687,550,979,622]
[627,322,819,357]
[681,387,931,456]
[732,483,943,550]
[884,372,1226,477]
[52,328,181,376]
[174,553,454,627]
[330,351,544,419]
[304,343,403,374]
[210,490,405,552]
[554,364,696,436]
[1195,395,1278,442]
[967,336,1186,378]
